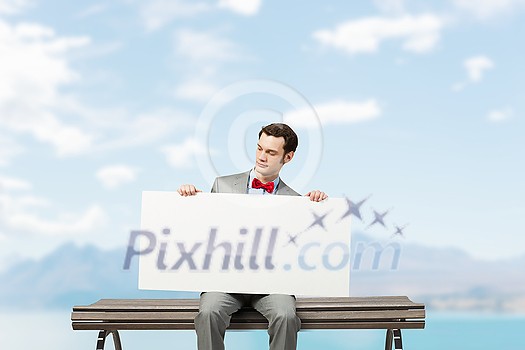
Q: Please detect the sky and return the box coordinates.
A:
[0,0,524,270]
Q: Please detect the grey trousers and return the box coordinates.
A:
[194,292,301,350]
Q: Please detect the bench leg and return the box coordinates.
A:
[96,330,123,350]
[385,329,403,350]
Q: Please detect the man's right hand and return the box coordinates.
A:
[177,184,202,196]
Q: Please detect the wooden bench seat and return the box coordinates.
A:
[71,296,425,350]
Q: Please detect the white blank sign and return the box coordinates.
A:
[138,191,351,296]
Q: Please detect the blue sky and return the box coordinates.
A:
[1,0,524,270]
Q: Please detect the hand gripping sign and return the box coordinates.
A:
[133,192,351,296]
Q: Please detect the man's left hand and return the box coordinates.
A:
[305,190,328,202]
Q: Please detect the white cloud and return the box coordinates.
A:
[75,3,108,19]
[89,108,192,151]
[450,82,465,92]
[0,0,31,14]
[172,28,243,102]
[162,137,210,168]
[96,165,139,189]
[0,173,106,237]
[0,22,90,102]
[9,204,106,235]
[115,110,193,147]
[284,99,381,128]
[13,112,93,156]
[0,193,106,236]
[218,0,261,16]
[51,97,193,152]
[139,0,261,30]
[373,0,405,14]
[313,14,445,55]
[174,28,241,63]
[0,174,31,191]
[452,55,494,91]
[0,20,94,157]
[140,0,211,31]
[451,0,525,19]
[173,79,218,102]
[487,107,513,123]
[1,21,189,159]
[465,55,494,82]
[0,135,23,166]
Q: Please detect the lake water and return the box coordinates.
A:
[0,311,523,349]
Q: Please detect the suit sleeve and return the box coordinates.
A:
[210,178,218,193]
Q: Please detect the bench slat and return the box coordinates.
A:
[88,296,418,305]
[72,309,424,322]
[72,321,425,331]
[73,297,424,312]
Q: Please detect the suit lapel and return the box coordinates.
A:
[276,180,296,196]
[231,171,250,194]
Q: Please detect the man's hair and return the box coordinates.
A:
[258,123,298,154]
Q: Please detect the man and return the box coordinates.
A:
[178,123,327,350]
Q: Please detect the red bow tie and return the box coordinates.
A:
[252,178,275,193]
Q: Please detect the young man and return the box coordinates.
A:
[178,123,327,350]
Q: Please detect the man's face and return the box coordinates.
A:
[254,133,294,180]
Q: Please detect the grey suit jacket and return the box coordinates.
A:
[211,170,300,196]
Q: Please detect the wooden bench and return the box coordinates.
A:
[71,296,425,350]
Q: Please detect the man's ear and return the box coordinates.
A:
[283,151,294,164]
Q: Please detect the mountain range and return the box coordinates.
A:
[1,232,524,312]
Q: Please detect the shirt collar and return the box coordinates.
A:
[248,168,280,194]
